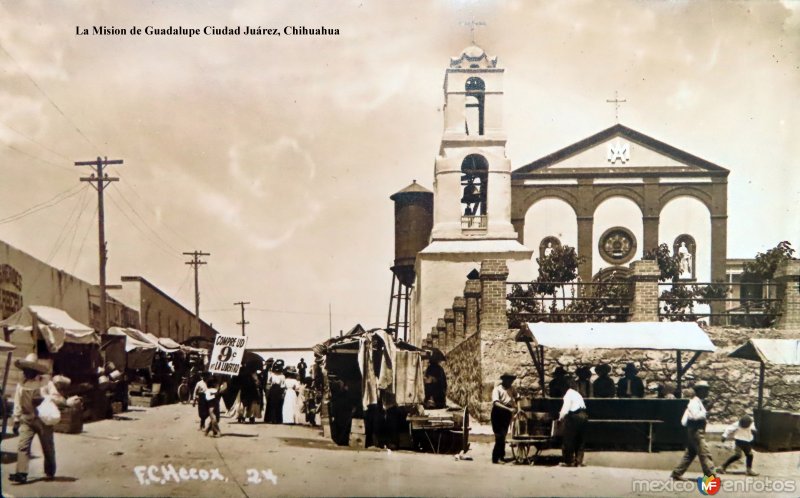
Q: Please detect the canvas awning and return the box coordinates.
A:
[515,322,716,352]
[728,339,800,365]
[0,338,15,351]
[0,305,98,352]
[107,327,158,352]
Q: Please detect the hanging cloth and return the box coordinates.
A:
[394,350,425,406]
[374,330,396,393]
[358,336,379,409]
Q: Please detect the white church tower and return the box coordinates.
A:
[411,45,532,346]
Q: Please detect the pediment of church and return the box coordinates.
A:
[513,124,728,177]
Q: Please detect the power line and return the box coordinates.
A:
[109,183,182,254]
[63,186,91,267]
[106,194,182,261]
[0,121,72,161]
[2,142,73,172]
[0,184,85,225]
[0,41,99,152]
[69,206,98,274]
[108,165,196,248]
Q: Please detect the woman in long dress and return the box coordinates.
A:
[266,364,286,424]
[282,369,299,425]
[294,379,307,425]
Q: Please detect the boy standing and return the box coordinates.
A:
[720,415,758,476]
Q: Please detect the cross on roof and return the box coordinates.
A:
[606,91,627,123]
[460,17,486,45]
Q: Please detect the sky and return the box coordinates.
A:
[1,0,798,348]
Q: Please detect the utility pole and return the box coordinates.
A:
[234,301,250,336]
[76,156,122,334]
[183,251,210,319]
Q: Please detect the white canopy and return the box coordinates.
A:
[0,305,98,352]
[517,322,716,352]
[107,327,157,352]
[729,339,800,366]
[0,338,16,351]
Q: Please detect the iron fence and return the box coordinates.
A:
[507,280,633,327]
[657,281,782,327]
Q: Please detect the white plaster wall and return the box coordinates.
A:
[412,250,532,346]
[592,197,644,276]
[659,196,712,282]
[523,198,579,277]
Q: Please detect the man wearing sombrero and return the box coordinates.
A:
[8,353,66,485]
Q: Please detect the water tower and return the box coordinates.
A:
[388,180,433,340]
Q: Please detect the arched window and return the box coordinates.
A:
[460,154,489,216]
[465,77,485,136]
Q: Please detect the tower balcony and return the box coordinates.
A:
[461,215,487,233]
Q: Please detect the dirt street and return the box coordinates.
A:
[2,403,798,497]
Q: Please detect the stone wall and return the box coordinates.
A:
[443,332,481,417]
[476,325,800,424]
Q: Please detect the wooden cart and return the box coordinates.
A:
[509,411,557,465]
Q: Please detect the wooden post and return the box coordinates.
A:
[757,361,765,411]
[676,349,682,398]
[1,350,12,436]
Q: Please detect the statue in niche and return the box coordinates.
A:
[673,235,697,280]
[678,242,692,276]
[539,237,562,260]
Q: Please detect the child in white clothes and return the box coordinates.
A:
[720,415,758,476]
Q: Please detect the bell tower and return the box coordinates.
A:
[431,45,518,241]
[411,45,532,346]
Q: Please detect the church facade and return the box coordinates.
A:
[410,45,728,345]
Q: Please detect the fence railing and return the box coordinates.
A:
[461,215,487,231]
[507,280,633,327]
[657,281,782,327]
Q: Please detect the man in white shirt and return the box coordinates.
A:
[558,377,588,467]
[671,380,718,480]
[491,372,520,464]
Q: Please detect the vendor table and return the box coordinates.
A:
[587,419,663,453]
[407,415,455,454]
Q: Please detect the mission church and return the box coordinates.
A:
[408,44,729,346]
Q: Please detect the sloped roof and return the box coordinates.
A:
[515,322,716,352]
[390,180,432,200]
[728,339,800,365]
[512,124,729,176]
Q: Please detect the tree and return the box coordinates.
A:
[643,243,681,282]
[742,241,796,280]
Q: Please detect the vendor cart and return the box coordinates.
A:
[728,338,800,451]
[515,321,717,456]
[508,410,556,465]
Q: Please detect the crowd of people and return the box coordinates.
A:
[546,362,674,399]
[190,357,319,437]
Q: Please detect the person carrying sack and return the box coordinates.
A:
[8,353,66,485]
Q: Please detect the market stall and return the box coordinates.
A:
[314,327,467,453]
[728,338,800,451]
[514,321,716,457]
[0,305,101,426]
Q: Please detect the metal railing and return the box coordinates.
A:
[507,280,633,326]
[461,215,487,231]
[657,281,782,327]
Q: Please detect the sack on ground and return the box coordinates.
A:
[38,396,62,426]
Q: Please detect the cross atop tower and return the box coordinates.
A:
[606,90,627,123]
[460,17,486,45]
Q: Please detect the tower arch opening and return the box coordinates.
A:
[460,154,489,217]
[465,77,485,136]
